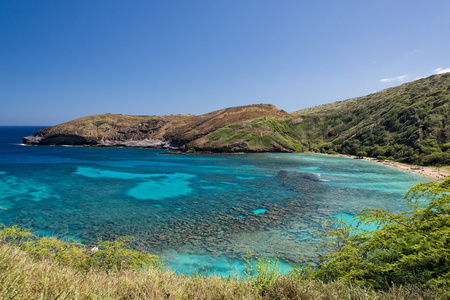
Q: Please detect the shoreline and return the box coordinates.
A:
[14,137,450,180]
[335,154,448,181]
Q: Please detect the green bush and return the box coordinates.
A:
[83,238,161,272]
[244,252,282,293]
[0,226,161,272]
[422,152,450,165]
[303,177,450,290]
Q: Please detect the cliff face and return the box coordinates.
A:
[23,104,290,152]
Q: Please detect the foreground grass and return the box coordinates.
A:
[0,243,444,300]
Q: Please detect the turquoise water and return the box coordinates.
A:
[331,212,379,232]
[252,209,267,215]
[0,127,429,276]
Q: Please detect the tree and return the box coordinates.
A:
[312,177,450,290]
[356,150,367,158]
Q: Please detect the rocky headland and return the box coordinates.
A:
[23,104,291,153]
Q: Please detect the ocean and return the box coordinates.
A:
[0,126,428,276]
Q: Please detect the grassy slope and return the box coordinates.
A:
[292,73,450,164]
[0,243,443,299]
[206,73,450,164]
[204,116,308,152]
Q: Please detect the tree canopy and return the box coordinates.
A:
[311,177,450,290]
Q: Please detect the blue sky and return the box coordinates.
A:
[1,1,450,126]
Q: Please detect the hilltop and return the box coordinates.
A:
[23,73,450,165]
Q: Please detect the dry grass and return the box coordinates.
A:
[0,244,446,300]
[0,243,256,299]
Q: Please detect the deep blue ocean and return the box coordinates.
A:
[0,126,428,276]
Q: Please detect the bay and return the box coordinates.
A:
[0,126,428,276]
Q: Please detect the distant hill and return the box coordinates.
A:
[23,104,290,152]
[193,73,450,164]
[23,73,450,165]
[291,73,450,165]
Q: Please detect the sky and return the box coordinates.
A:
[1,1,450,126]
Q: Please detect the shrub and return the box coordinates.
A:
[244,252,282,293]
[307,177,450,290]
[0,226,161,272]
[83,238,161,272]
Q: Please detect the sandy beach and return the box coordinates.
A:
[335,154,449,181]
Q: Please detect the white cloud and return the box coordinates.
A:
[380,75,408,83]
[433,67,450,74]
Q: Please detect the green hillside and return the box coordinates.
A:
[295,73,450,165]
[207,73,450,165]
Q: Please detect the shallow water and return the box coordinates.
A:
[0,126,429,276]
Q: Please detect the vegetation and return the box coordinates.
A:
[307,177,450,291]
[205,73,450,164]
[1,178,449,298]
[206,117,309,152]
[292,73,450,165]
[0,225,161,272]
[24,73,450,162]
[129,114,195,119]
[244,252,283,294]
[0,242,444,299]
